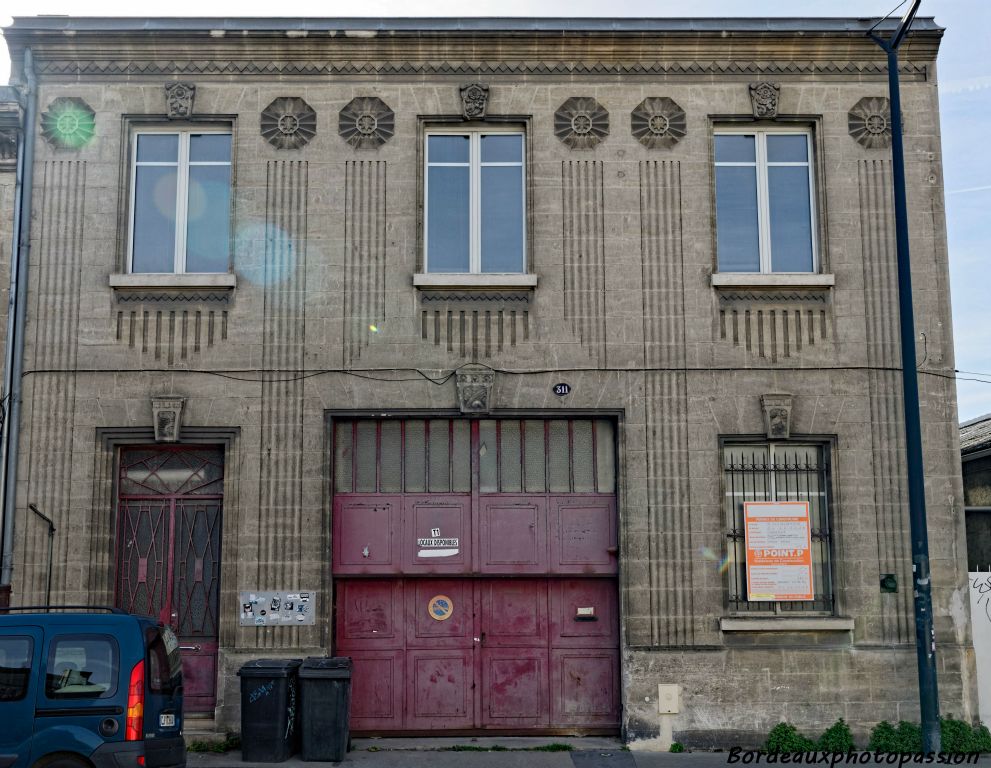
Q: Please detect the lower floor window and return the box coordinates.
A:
[723,441,834,613]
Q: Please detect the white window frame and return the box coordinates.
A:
[714,127,819,274]
[127,127,232,274]
[424,126,527,275]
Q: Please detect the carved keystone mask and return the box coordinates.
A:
[165,82,196,120]
[460,83,490,120]
[152,397,186,442]
[760,393,793,440]
[456,365,495,415]
[749,82,780,120]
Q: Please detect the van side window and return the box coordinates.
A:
[0,635,33,701]
[46,635,119,699]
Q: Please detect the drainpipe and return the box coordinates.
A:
[0,48,38,588]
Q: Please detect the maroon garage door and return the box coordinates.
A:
[332,418,619,734]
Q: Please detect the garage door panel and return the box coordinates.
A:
[336,579,404,650]
[480,648,549,728]
[479,578,547,648]
[403,496,471,574]
[349,650,405,731]
[406,650,475,729]
[549,579,619,647]
[479,497,547,574]
[549,496,617,574]
[333,496,401,574]
[407,578,475,648]
[550,649,620,727]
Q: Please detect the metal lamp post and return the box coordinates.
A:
[868,0,941,753]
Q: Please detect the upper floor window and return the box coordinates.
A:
[714,129,817,273]
[425,129,525,274]
[129,130,231,274]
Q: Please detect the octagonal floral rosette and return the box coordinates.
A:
[261,97,317,150]
[40,97,96,150]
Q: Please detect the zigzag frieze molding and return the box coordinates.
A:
[420,293,531,305]
[35,59,929,79]
[718,291,829,304]
[115,292,232,304]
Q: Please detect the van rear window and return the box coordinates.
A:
[147,626,182,694]
[0,635,33,701]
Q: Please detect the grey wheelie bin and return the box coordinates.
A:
[237,658,303,762]
[298,656,352,762]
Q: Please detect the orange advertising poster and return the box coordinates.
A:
[743,501,814,602]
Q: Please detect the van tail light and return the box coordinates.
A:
[125,660,145,741]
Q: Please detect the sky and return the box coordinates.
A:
[1,0,988,421]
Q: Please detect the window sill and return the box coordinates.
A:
[413,273,538,289]
[109,273,236,306]
[711,273,835,290]
[720,617,853,633]
[110,273,237,289]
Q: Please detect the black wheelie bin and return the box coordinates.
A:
[237,658,303,762]
[298,656,353,762]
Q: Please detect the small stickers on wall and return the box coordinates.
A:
[239,590,316,626]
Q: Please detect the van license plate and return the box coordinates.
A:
[160,714,176,728]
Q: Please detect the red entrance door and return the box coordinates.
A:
[332,418,619,734]
[114,446,223,713]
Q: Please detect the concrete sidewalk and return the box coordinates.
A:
[186,737,728,768]
[186,740,991,768]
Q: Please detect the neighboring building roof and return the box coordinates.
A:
[962,413,991,457]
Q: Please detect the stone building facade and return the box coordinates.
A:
[0,16,975,747]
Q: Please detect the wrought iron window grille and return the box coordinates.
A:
[722,442,835,615]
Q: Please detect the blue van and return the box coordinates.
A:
[0,607,186,768]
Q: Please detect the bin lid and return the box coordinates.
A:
[299,656,352,678]
[237,658,303,678]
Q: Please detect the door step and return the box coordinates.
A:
[183,715,224,745]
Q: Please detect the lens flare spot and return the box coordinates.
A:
[700,546,732,575]
[232,222,297,286]
[369,325,379,333]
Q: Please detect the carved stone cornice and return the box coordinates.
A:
[26,58,931,82]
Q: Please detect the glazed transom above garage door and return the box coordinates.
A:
[331,418,619,734]
[332,418,617,575]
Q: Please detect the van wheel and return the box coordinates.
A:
[34,755,91,768]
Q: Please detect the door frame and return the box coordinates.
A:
[113,445,224,713]
[95,427,241,718]
[325,409,627,735]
